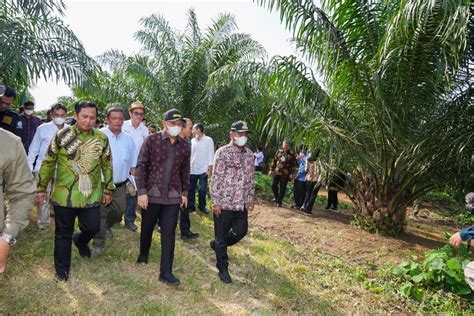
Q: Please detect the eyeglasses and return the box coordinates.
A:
[132,112,144,117]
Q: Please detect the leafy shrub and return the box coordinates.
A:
[393,243,472,300]
[423,191,456,204]
[456,212,474,226]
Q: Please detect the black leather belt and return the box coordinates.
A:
[115,181,127,188]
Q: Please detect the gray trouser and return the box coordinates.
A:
[93,184,127,248]
[34,173,53,228]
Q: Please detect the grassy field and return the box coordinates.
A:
[1,180,473,314]
[1,210,337,314]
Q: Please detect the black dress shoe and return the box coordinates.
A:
[210,240,216,251]
[53,272,68,282]
[73,233,91,258]
[304,209,312,215]
[181,231,200,240]
[218,270,232,284]
[136,254,148,264]
[159,273,181,286]
[199,207,209,215]
[187,207,196,213]
[125,222,138,232]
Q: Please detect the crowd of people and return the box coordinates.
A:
[0,86,254,285]
[1,84,473,291]
[264,141,345,215]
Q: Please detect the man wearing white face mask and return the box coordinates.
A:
[20,100,42,154]
[27,103,69,229]
[210,121,255,284]
[135,108,191,286]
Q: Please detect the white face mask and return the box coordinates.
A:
[24,109,34,115]
[53,117,66,126]
[167,125,182,137]
[234,136,248,147]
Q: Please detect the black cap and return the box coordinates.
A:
[163,108,185,122]
[231,120,251,133]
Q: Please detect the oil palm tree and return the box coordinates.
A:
[0,0,95,90]
[256,0,473,234]
[76,9,267,143]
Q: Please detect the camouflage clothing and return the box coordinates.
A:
[37,125,115,208]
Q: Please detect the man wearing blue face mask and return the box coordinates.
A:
[135,108,191,286]
[210,121,255,284]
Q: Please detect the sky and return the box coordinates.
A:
[30,0,299,110]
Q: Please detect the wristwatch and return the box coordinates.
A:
[0,233,16,246]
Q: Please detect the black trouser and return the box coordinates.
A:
[179,206,191,235]
[139,203,179,274]
[271,175,289,204]
[213,209,248,272]
[188,173,208,212]
[54,205,100,277]
[302,181,321,213]
[327,190,338,209]
[293,180,307,207]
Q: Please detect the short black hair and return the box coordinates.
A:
[23,100,35,107]
[106,106,125,118]
[4,87,16,99]
[51,103,67,113]
[258,147,263,151]
[74,101,97,114]
[148,124,157,129]
[194,123,204,133]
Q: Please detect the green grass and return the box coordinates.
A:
[1,204,472,314]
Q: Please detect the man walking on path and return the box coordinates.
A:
[92,106,137,256]
[122,101,148,232]
[36,101,114,282]
[269,140,297,207]
[292,147,308,210]
[188,123,214,215]
[301,151,323,214]
[0,128,35,273]
[20,100,42,154]
[210,121,255,284]
[27,103,69,229]
[135,109,190,286]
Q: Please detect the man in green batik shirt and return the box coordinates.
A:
[36,101,115,282]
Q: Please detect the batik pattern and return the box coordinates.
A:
[210,143,255,211]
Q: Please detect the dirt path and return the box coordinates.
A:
[250,198,455,267]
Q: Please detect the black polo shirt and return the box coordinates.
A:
[0,109,23,137]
